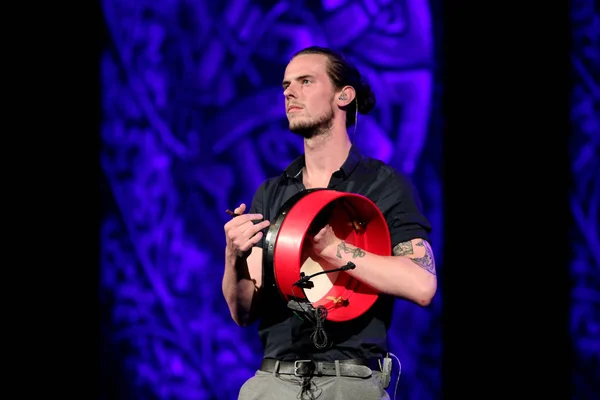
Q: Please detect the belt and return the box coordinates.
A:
[260,358,379,378]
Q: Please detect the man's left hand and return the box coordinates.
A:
[307,224,340,257]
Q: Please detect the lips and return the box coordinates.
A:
[287,105,303,113]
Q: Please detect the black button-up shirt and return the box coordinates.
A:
[249,145,431,361]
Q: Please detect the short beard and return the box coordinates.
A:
[289,106,334,139]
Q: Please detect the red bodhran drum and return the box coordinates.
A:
[263,189,391,322]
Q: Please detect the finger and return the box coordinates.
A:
[226,213,264,229]
[236,214,266,228]
[245,231,264,248]
[241,219,270,237]
[234,203,247,215]
[228,219,269,243]
[237,231,264,252]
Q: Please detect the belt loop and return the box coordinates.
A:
[272,360,280,377]
[334,360,340,377]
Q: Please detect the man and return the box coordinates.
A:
[222,46,437,400]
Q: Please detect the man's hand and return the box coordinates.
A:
[306,224,340,257]
[224,203,270,258]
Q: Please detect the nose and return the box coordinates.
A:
[283,84,296,99]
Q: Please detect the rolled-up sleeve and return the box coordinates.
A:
[376,170,432,248]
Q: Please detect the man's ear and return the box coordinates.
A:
[336,86,356,106]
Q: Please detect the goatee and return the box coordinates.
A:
[289,110,334,139]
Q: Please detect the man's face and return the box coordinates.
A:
[282,54,336,138]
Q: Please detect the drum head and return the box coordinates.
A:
[263,189,391,322]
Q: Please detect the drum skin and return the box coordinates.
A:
[263,189,391,322]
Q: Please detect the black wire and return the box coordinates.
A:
[310,305,329,349]
[290,286,330,349]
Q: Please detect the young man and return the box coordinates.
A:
[222,46,437,400]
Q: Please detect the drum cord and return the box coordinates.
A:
[290,261,357,349]
[290,285,331,349]
[309,305,329,349]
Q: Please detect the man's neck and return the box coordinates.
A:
[303,130,352,186]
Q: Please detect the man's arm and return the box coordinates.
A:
[222,245,264,326]
[222,197,269,326]
[316,233,437,306]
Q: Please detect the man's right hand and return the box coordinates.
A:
[224,203,270,258]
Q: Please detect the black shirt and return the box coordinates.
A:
[248,145,431,361]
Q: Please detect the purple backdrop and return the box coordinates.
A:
[569,0,600,397]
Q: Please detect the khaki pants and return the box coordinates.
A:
[238,369,390,400]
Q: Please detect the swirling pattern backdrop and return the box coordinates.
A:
[570,0,599,397]
[99,0,443,399]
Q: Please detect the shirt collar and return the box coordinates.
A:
[284,144,363,180]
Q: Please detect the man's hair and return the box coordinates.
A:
[292,46,376,127]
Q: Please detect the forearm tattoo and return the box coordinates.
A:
[336,241,366,259]
[393,240,436,275]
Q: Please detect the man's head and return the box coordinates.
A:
[282,46,376,139]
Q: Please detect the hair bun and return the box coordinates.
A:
[357,81,376,115]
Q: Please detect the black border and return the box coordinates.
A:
[440,1,571,398]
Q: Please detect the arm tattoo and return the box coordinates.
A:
[393,240,436,275]
[336,241,366,259]
[411,241,436,275]
[393,241,414,256]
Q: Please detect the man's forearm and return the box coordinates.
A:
[319,239,437,306]
[222,250,258,326]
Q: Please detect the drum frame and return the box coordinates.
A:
[263,189,391,322]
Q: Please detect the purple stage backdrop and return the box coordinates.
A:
[99,0,442,399]
[569,0,600,398]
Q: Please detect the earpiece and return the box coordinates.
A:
[338,93,348,100]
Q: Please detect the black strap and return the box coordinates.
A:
[260,358,379,378]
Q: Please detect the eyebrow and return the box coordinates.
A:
[282,74,315,88]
